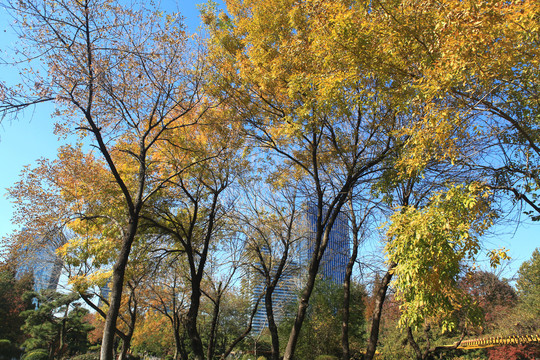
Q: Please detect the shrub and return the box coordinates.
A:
[68,352,100,360]
[22,349,48,360]
[315,356,339,360]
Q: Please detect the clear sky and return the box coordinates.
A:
[0,1,537,278]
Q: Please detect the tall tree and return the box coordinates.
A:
[235,181,304,360]
[204,2,404,357]
[1,1,206,359]
[141,110,245,360]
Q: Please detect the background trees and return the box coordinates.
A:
[0,264,33,359]
[20,291,94,359]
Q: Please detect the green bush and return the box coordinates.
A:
[0,339,20,360]
[315,356,339,360]
[68,352,100,360]
[0,339,11,347]
[22,349,49,360]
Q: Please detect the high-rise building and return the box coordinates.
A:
[16,230,65,293]
[251,204,350,333]
[302,203,350,284]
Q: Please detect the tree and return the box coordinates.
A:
[20,290,93,359]
[385,184,500,359]
[143,255,190,360]
[131,312,175,359]
[279,279,366,360]
[235,181,304,360]
[1,1,206,359]
[515,248,540,332]
[61,227,160,360]
[342,187,377,360]
[0,263,34,359]
[140,110,244,360]
[204,2,402,357]
[461,270,517,335]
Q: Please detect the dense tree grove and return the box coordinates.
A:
[0,0,539,359]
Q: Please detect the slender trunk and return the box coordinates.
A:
[173,320,183,360]
[265,287,280,360]
[341,244,357,360]
[407,327,423,360]
[207,294,221,360]
[118,337,131,360]
[186,282,204,360]
[364,262,396,360]
[118,296,137,360]
[59,302,70,357]
[100,221,138,360]
[283,205,345,360]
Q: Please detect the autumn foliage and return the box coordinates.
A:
[0,0,539,360]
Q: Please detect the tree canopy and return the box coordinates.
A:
[1,1,539,360]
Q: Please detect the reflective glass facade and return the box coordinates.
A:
[251,204,350,333]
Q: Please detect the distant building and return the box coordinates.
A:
[301,203,350,284]
[16,230,65,293]
[251,203,350,333]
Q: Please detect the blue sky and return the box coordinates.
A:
[0,1,537,277]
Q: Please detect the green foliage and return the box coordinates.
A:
[385,183,496,331]
[516,248,540,316]
[21,349,49,360]
[515,248,540,333]
[315,356,339,360]
[0,265,34,359]
[279,279,366,360]
[21,290,94,359]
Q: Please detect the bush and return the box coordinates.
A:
[315,356,339,360]
[22,349,49,360]
[0,339,20,360]
[67,352,100,360]
[70,352,99,360]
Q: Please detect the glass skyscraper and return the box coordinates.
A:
[16,230,65,293]
[251,203,350,333]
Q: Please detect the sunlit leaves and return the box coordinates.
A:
[385,183,496,331]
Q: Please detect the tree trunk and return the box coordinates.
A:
[407,327,424,360]
[341,243,357,360]
[100,222,138,360]
[118,337,132,360]
[207,294,221,360]
[283,203,346,360]
[265,287,280,360]
[186,283,204,360]
[173,319,186,360]
[59,301,70,357]
[364,262,396,360]
[283,228,329,360]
